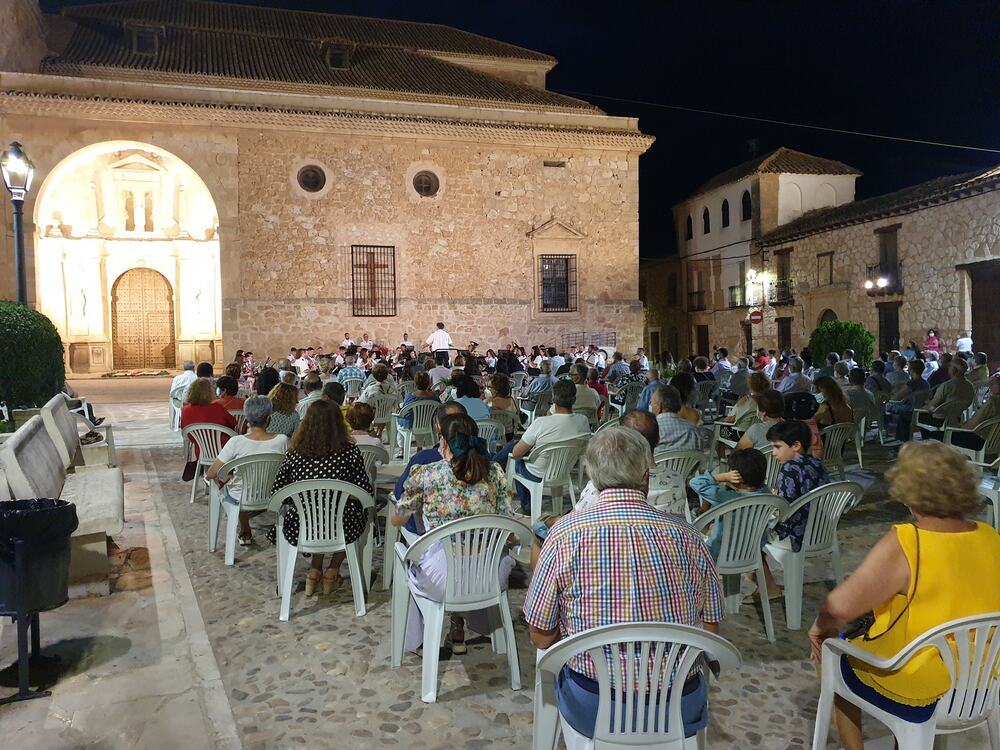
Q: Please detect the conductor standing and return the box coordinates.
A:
[425,322,453,367]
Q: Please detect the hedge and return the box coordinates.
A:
[0,301,66,415]
[806,320,876,369]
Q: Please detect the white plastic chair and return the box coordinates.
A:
[367,393,399,447]
[228,409,248,435]
[758,445,781,492]
[208,452,284,565]
[510,438,587,525]
[169,385,187,431]
[475,419,505,455]
[389,514,532,703]
[944,417,1000,464]
[510,372,528,392]
[974,383,992,409]
[573,405,599,431]
[650,450,705,522]
[611,381,644,418]
[490,408,517,438]
[379,495,400,592]
[520,390,553,427]
[595,416,620,433]
[357,443,389,490]
[693,494,788,642]
[267,479,375,620]
[695,380,717,417]
[819,422,857,480]
[342,377,365,400]
[182,423,236,504]
[533,622,741,750]
[393,400,440,464]
[764,481,863,630]
[811,612,1000,750]
[400,380,417,398]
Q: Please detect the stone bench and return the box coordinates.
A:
[40,394,117,469]
[0,416,125,597]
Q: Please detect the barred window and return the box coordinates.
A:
[538,254,577,313]
[351,245,396,316]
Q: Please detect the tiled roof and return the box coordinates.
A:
[43,19,594,111]
[61,0,555,62]
[762,164,1000,245]
[685,147,862,200]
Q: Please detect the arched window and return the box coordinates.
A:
[702,207,711,234]
[741,190,752,221]
[721,199,730,228]
[685,215,693,241]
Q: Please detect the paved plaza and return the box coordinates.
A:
[0,380,993,748]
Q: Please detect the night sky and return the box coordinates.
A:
[48,0,1000,257]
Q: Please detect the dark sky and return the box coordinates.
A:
[48,0,1000,257]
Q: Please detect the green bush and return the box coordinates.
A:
[806,320,876,368]
[0,301,65,415]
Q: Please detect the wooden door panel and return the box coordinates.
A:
[112,268,175,370]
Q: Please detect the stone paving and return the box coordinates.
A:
[2,393,994,748]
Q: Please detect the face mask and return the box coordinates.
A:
[815,393,826,404]
[215,387,221,397]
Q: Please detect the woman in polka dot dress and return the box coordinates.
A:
[270,400,373,596]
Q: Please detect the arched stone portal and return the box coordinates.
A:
[33,141,221,372]
[819,309,838,324]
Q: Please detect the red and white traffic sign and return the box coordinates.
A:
[748,310,764,325]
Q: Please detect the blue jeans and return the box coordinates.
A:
[555,666,708,738]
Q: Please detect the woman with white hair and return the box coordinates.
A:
[206,396,288,546]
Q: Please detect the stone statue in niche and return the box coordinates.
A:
[69,287,88,319]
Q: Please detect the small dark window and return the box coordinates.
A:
[543,160,566,168]
[413,170,440,198]
[126,23,163,56]
[721,199,730,228]
[322,41,354,70]
[741,190,752,221]
[685,215,693,241]
[538,255,577,312]
[351,245,397,316]
[297,165,326,193]
[702,207,711,234]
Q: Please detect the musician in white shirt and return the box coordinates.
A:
[340,333,355,349]
[359,334,374,351]
[425,322,453,366]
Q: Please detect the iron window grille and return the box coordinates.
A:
[539,255,578,313]
[351,245,397,317]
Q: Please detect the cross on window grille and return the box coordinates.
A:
[351,245,396,316]
[538,254,577,313]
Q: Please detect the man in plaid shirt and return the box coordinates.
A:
[523,426,724,739]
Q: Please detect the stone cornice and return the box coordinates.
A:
[0,88,655,152]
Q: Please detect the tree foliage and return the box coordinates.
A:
[806,320,876,368]
[0,302,65,414]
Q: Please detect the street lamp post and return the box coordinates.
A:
[1,142,36,305]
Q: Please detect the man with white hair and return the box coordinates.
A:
[523,426,724,741]
[170,360,198,394]
[336,355,365,384]
[777,356,812,393]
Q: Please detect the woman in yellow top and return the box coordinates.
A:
[808,440,1000,749]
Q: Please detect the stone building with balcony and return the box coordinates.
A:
[672,148,860,357]
[760,164,1000,360]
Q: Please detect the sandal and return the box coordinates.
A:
[322,568,342,596]
[238,533,253,547]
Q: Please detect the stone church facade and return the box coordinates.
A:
[0,0,652,372]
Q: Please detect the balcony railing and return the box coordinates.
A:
[866,262,904,295]
[768,278,794,306]
[728,285,747,308]
[688,290,706,312]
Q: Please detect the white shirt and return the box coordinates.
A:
[636,355,650,371]
[350,432,383,448]
[574,383,602,411]
[401,339,413,348]
[341,338,355,349]
[428,365,452,387]
[842,358,858,371]
[426,329,453,352]
[334,353,345,367]
[777,371,813,393]
[710,359,734,377]
[295,392,324,418]
[521,413,590,477]
[215,434,288,502]
[549,355,566,373]
[170,370,197,393]
[359,338,374,350]
[956,336,973,353]
[292,357,311,376]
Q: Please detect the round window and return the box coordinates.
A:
[297,165,327,193]
[412,170,440,198]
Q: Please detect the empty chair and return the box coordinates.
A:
[695,379,717,416]
[267,479,374,620]
[207,452,284,565]
[182,423,236,504]
[390,515,531,703]
[169,385,187,431]
[509,438,587,525]
[510,371,528,392]
[650,449,705,521]
[342,377,365,401]
[610,381,644,418]
[764,481,863,629]
[356,443,390,489]
[520,389,552,427]
[819,422,857,480]
[393,399,440,464]
[693,494,788,642]
[812,613,1000,750]
[475,419,505,455]
[533,622,741,750]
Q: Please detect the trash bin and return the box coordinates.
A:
[0,498,79,615]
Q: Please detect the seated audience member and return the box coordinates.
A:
[346,402,382,447]
[523,427,724,741]
[521,360,557,409]
[832,361,851,388]
[844,368,879,428]
[60,381,105,426]
[726,357,751,398]
[486,373,521,437]
[602,351,630,384]
[670,371,702,425]
[809,440,1000,750]
[574,410,659,512]
[181,377,238,446]
[736,389,784,450]
[609,359,644,405]
[864,359,893,398]
[569,364,601,414]
[206,396,288,545]
[392,414,514,654]
[814,352,839,379]
[753,420,831,599]
[267,382,300,437]
[710,348,734,379]
[635,368,665,412]
[968,351,990,385]
[813,376,854,429]
[926,352,953,389]
[720,371,770,430]
[171,360,198,395]
[919,358,976,439]
[393,402,469,520]
[841,349,858,371]
[690,447,768,560]
[692,356,716,383]
[427,358,453,390]
[508,380,590,513]
[196,361,214,378]
[395,371,441,456]
[884,355,909,388]
[775,356,810,394]
[223,362,242,381]
[336,355,366,385]
[295,373,324,418]
[452,375,490,421]
[358,363,399,404]
[212,375,245,412]
[886,358,929,441]
[921,350,940,381]
[949,375,1000,452]
[585,368,609,417]
[254,366,280,397]
[651,383,707,451]
[271,400,372,595]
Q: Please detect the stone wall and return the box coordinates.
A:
[0,0,46,74]
[639,257,689,358]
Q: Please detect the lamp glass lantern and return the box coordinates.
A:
[1,142,35,200]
